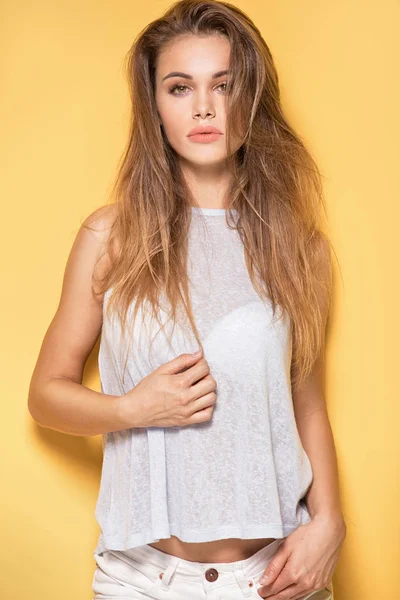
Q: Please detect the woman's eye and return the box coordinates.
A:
[169,84,189,95]
[168,82,227,95]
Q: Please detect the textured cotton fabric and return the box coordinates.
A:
[94,206,313,556]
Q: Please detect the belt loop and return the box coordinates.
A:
[160,557,180,590]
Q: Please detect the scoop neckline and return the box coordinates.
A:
[191,206,238,215]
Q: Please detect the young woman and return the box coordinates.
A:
[28,1,346,598]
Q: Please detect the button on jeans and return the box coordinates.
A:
[92,538,334,599]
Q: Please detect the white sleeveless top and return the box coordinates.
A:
[94,206,313,555]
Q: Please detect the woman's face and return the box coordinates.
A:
[155,34,242,168]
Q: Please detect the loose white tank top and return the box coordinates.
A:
[94,206,313,555]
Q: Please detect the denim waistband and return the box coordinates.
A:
[119,538,284,581]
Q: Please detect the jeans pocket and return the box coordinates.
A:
[93,550,161,596]
[249,580,332,600]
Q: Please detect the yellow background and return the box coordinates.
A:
[1,1,398,598]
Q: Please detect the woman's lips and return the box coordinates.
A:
[188,132,223,143]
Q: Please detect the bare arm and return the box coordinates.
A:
[292,236,345,531]
[30,379,125,437]
[294,352,345,530]
[28,205,129,437]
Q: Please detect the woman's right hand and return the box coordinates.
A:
[118,349,217,429]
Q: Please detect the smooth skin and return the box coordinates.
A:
[154,32,243,210]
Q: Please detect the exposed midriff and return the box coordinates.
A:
[148,535,278,563]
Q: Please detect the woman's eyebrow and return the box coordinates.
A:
[162,69,229,82]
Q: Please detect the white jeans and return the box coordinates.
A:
[92,538,334,599]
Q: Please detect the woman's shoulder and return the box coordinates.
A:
[82,203,117,238]
[81,203,119,293]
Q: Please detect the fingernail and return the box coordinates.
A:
[259,575,269,584]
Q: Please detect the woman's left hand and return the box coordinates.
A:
[256,514,346,599]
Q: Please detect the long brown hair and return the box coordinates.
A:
[86,0,337,393]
